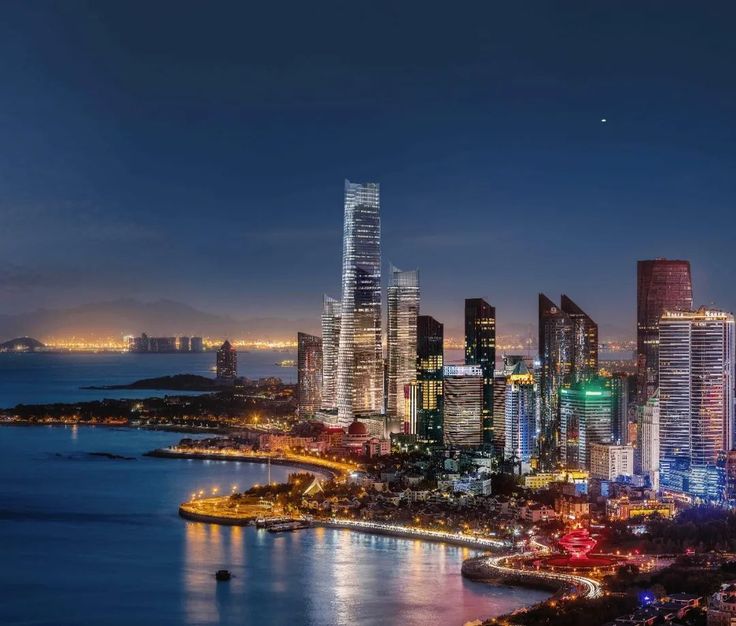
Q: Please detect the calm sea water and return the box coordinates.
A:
[0,426,548,626]
[0,350,297,408]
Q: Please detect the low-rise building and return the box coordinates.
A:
[708,582,736,625]
[606,497,676,521]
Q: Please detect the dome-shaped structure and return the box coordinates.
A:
[347,420,368,436]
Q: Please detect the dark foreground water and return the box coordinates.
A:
[0,350,297,407]
[0,426,548,626]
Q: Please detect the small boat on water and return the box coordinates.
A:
[215,570,232,581]
[267,520,311,533]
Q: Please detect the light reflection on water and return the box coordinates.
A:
[1,426,549,626]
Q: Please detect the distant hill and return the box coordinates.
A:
[0,336,45,352]
[0,299,319,342]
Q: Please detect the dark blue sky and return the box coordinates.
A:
[1,2,734,337]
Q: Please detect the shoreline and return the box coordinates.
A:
[146,448,343,479]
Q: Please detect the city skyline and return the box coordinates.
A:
[1,3,735,338]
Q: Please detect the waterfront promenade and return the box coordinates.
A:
[147,445,358,478]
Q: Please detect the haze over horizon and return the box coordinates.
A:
[1,3,734,340]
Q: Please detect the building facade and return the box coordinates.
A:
[386,266,420,434]
[416,315,443,442]
[503,361,537,467]
[464,298,496,447]
[297,332,323,417]
[590,443,634,480]
[216,340,237,382]
[559,378,614,469]
[659,307,735,500]
[443,365,484,447]
[538,294,598,467]
[336,180,383,423]
[639,389,660,490]
[637,259,693,403]
[320,295,341,410]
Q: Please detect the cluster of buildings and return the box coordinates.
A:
[127,333,204,353]
[295,180,736,506]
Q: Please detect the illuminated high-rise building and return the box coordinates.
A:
[538,294,573,467]
[216,340,237,382]
[538,294,598,467]
[639,389,660,490]
[336,180,382,424]
[560,295,598,382]
[659,307,734,499]
[503,361,537,466]
[297,332,323,417]
[637,259,693,403]
[559,377,614,469]
[610,373,632,445]
[386,266,420,434]
[443,365,483,447]
[320,295,341,410]
[416,315,443,442]
[464,298,495,447]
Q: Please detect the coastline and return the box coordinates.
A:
[146,448,342,479]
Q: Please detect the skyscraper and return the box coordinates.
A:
[503,361,537,467]
[538,294,573,467]
[216,340,237,382]
[538,294,598,467]
[561,295,598,382]
[443,365,484,447]
[337,180,382,424]
[416,315,444,442]
[639,389,660,490]
[637,259,693,403]
[659,307,734,499]
[559,378,614,469]
[464,298,496,447]
[320,295,341,410]
[386,266,420,434]
[297,332,323,417]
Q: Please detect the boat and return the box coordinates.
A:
[267,520,311,533]
[215,570,232,581]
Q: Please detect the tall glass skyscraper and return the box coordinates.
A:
[386,266,420,434]
[637,259,693,403]
[416,315,443,442]
[504,361,537,466]
[559,377,614,469]
[659,308,734,499]
[320,295,341,410]
[297,332,323,416]
[538,294,598,467]
[337,180,383,424]
[464,298,495,447]
[561,295,598,382]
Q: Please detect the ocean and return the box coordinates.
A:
[0,426,548,625]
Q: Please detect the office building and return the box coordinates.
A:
[464,298,496,447]
[639,389,660,490]
[561,295,598,382]
[590,443,634,481]
[504,361,537,466]
[297,332,323,417]
[336,180,383,424]
[659,307,734,499]
[416,315,444,442]
[538,294,598,467]
[386,266,420,434]
[320,295,341,410]
[443,365,484,447]
[559,378,614,469]
[216,340,237,382]
[610,373,632,444]
[637,259,693,402]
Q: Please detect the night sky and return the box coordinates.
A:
[1,2,734,338]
